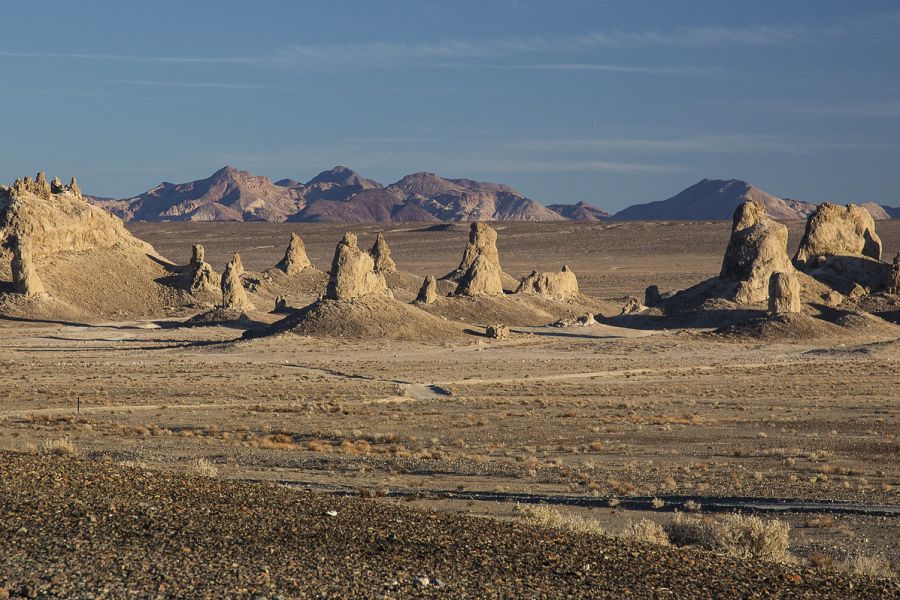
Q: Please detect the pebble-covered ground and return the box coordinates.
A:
[0,452,895,599]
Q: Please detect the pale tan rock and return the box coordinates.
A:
[415,275,438,304]
[188,244,218,293]
[370,233,397,273]
[768,271,801,315]
[795,203,882,264]
[6,234,45,296]
[445,222,501,280]
[455,253,504,296]
[515,265,579,299]
[620,297,646,315]
[486,322,509,339]
[221,253,254,310]
[720,201,794,304]
[276,233,311,274]
[325,232,391,301]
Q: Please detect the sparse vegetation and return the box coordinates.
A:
[515,504,604,536]
[664,513,791,563]
[622,519,670,546]
[39,437,77,456]
[841,555,895,579]
[191,458,219,478]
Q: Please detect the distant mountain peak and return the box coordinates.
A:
[306,166,381,189]
[613,178,815,221]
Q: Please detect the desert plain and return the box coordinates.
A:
[1,216,898,597]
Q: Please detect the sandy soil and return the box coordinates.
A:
[1,220,898,595]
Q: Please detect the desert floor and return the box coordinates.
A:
[0,220,897,597]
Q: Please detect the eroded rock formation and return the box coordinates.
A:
[415,275,438,304]
[276,233,311,275]
[515,265,578,299]
[888,252,900,295]
[325,232,391,301]
[719,201,794,304]
[768,271,801,316]
[188,244,218,293]
[221,253,254,310]
[370,233,397,273]
[449,222,504,296]
[6,234,45,296]
[795,203,882,264]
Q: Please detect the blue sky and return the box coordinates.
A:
[1,1,899,210]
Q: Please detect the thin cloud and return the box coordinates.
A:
[0,50,261,64]
[94,79,293,91]
[759,101,900,119]
[511,134,897,155]
[484,160,687,174]
[579,24,825,48]
[504,63,725,76]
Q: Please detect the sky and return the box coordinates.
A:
[1,0,899,211]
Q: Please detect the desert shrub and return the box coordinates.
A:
[39,437,77,456]
[191,458,219,478]
[665,512,791,563]
[842,555,895,579]
[622,519,670,546]
[515,504,603,536]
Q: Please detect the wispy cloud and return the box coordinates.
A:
[0,20,830,73]
[497,63,725,76]
[94,79,293,91]
[0,51,260,64]
[579,24,828,48]
[484,160,686,174]
[510,134,897,155]
[758,100,900,119]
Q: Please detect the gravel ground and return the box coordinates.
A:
[0,452,895,599]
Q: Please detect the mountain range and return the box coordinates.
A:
[88,167,898,223]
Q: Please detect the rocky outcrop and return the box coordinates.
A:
[5,234,45,296]
[370,233,397,273]
[795,203,882,264]
[486,323,509,339]
[221,253,254,311]
[188,244,218,293]
[446,222,504,297]
[888,253,900,295]
[768,272,801,316]
[719,201,794,304]
[415,275,438,304]
[515,265,579,299]
[276,233,311,274]
[325,232,391,301]
[644,285,662,307]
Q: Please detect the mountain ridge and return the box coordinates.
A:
[87,169,896,223]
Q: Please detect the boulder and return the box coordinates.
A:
[720,201,794,304]
[486,323,509,339]
[620,297,646,315]
[795,203,882,264]
[188,243,218,293]
[768,271,801,316]
[370,232,397,273]
[221,253,254,310]
[325,232,391,301]
[276,233,311,275]
[273,295,289,313]
[515,265,579,299]
[415,275,438,304]
[888,252,900,295]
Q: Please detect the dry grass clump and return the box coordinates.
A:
[515,504,603,536]
[841,555,895,579]
[39,437,77,456]
[621,519,670,546]
[190,458,219,478]
[664,513,791,563]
